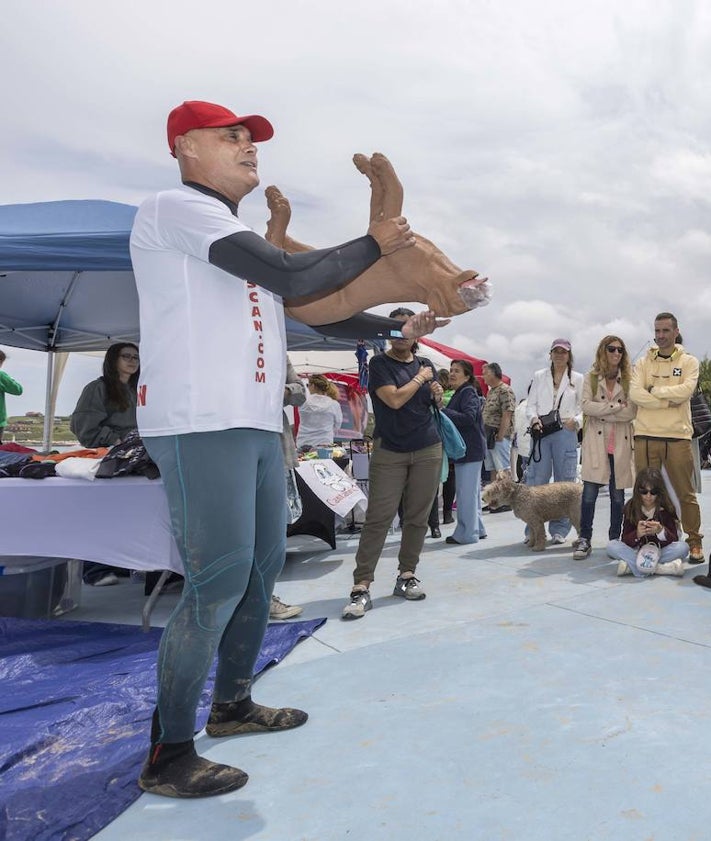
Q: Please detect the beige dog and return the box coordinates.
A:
[482,476,582,551]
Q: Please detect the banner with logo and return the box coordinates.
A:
[295,459,366,518]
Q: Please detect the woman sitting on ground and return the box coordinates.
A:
[439,359,487,545]
[296,374,343,448]
[607,467,689,577]
[70,343,140,586]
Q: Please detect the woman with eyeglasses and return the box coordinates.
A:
[607,467,688,577]
[71,343,140,448]
[574,336,637,560]
[70,342,140,586]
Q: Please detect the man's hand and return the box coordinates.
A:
[368,216,416,256]
[401,310,451,338]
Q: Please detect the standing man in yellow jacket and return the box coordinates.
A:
[629,312,703,563]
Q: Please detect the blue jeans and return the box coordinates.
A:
[484,437,511,473]
[144,428,287,743]
[452,460,485,544]
[607,540,689,577]
[580,454,625,541]
[526,428,578,538]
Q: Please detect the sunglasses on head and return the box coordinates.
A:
[639,487,660,496]
[605,345,624,354]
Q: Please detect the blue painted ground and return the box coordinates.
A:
[67,475,711,840]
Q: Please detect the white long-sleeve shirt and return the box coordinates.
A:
[296,394,343,447]
[526,367,584,428]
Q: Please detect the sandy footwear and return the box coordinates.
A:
[138,740,248,798]
[206,697,308,737]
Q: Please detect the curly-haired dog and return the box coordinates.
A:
[482,476,582,551]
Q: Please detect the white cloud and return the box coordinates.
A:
[650,149,711,203]
[2,0,711,411]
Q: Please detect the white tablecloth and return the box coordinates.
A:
[0,476,182,573]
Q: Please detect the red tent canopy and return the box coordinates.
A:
[418,337,511,393]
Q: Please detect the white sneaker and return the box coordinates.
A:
[342,589,372,620]
[92,573,120,587]
[393,575,426,600]
[656,558,685,577]
[269,595,303,620]
[616,561,632,577]
[551,534,566,545]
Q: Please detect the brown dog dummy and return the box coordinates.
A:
[265,152,491,325]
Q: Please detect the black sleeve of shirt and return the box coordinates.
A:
[311,313,407,340]
[208,230,381,299]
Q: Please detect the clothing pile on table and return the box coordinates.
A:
[0,431,159,480]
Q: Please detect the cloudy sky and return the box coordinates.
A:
[2,0,711,416]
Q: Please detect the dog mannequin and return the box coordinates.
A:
[265,152,491,325]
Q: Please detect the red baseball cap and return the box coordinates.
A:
[550,338,572,351]
[167,100,274,156]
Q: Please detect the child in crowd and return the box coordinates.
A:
[606,467,689,577]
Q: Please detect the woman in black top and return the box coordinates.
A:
[342,309,444,619]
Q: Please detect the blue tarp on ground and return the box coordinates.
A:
[0,616,326,841]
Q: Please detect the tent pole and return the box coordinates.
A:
[42,353,54,451]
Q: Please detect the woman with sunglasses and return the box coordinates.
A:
[607,467,689,577]
[574,336,636,559]
[70,343,140,586]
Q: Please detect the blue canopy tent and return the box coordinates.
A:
[0,200,368,446]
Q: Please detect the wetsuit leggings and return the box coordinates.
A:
[143,428,286,743]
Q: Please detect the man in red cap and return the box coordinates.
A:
[130,100,447,798]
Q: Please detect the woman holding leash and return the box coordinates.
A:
[525,338,584,545]
[574,336,636,559]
